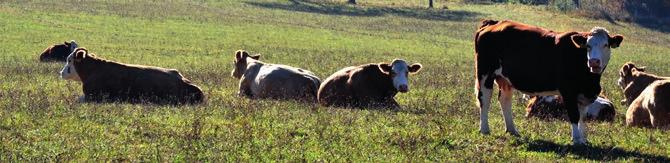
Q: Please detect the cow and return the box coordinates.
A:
[39,40,78,62]
[617,62,670,128]
[59,48,205,104]
[231,50,321,101]
[525,95,615,122]
[474,19,624,145]
[317,59,422,109]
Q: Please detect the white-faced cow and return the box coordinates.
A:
[60,48,205,104]
[617,62,670,129]
[39,40,78,62]
[231,50,321,101]
[474,20,624,145]
[317,59,422,108]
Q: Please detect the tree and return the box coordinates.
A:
[348,0,356,4]
[429,0,434,8]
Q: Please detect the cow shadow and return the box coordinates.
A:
[245,0,483,22]
[524,139,669,161]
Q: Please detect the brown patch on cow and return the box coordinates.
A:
[39,41,75,62]
[70,48,205,104]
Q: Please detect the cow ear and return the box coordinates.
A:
[571,34,588,48]
[250,54,260,60]
[378,63,392,74]
[64,41,70,45]
[235,50,246,60]
[408,63,422,74]
[609,35,624,48]
[634,66,646,72]
[74,49,87,62]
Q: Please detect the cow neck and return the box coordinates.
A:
[74,56,122,81]
[370,64,397,95]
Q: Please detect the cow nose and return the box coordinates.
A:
[398,85,408,93]
[588,59,600,67]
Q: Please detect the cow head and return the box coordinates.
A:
[231,50,260,79]
[379,59,422,93]
[585,97,615,122]
[617,62,645,90]
[39,40,78,62]
[571,27,624,74]
[60,47,89,81]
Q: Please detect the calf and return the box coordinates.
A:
[474,20,624,145]
[231,50,321,101]
[617,62,670,128]
[60,48,204,104]
[525,95,615,122]
[317,59,422,108]
[39,40,78,62]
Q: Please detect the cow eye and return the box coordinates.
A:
[603,44,608,47]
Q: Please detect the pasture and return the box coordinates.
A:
[0,0,668,161]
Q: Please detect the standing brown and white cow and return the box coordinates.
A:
[474,20,624,145]
[318,59,422,108]
[617,62,670,128]
[60,48,205,104]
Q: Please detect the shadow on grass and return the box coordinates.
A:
[525,139,669,161]
[245,0,483,21]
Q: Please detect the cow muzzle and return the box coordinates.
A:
[588,59,602,74]
[398,85,409,93]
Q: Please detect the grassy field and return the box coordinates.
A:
[1,0,669,161]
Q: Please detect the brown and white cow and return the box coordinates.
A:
[231,50,321,101]
[317,59,422,108]
[60,48,205,104]
[617,62,670,128]
[474,20,624,145]
[39,40,78,62]
[525,95,615,122]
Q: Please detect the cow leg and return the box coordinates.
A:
[565,96,587,145]
[477,74,495,134]
[497,78,519,136]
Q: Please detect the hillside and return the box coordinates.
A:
[0,0,668,161]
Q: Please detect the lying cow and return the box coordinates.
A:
[39,40,78,62]
[525,95,615,122]
[474,19,624,145]
[617,62,670,128]
[231,50,321,101]
[60,48,205,104]
[317,59,422,108]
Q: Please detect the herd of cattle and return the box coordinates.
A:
[37,19,668,145]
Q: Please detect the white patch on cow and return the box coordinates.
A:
[616,77,625,89]
[60,50,80,81]
[586,27,613,74]
[571,123,586,145]
[499,84,518,135]
[390,60,411,92]
[586,97,609,118]
[478,75,492,134]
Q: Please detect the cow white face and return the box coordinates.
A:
[571,27,624,74]
[60,48,85,81]
[379,59,422,93]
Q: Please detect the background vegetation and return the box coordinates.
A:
[0,0,668,161]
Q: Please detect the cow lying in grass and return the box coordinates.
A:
[231,50,321,101]
[617,62,670,129]
[525,95,615,122]
[317,59,422,109]
[60,48,205,104]
[39,40,78,62]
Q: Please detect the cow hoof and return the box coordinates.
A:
[572,138,589,146]
[480,130,490,135]
[506,130,520,137]
[77,96,86,103]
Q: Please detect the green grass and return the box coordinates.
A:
[1,0,669,161]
